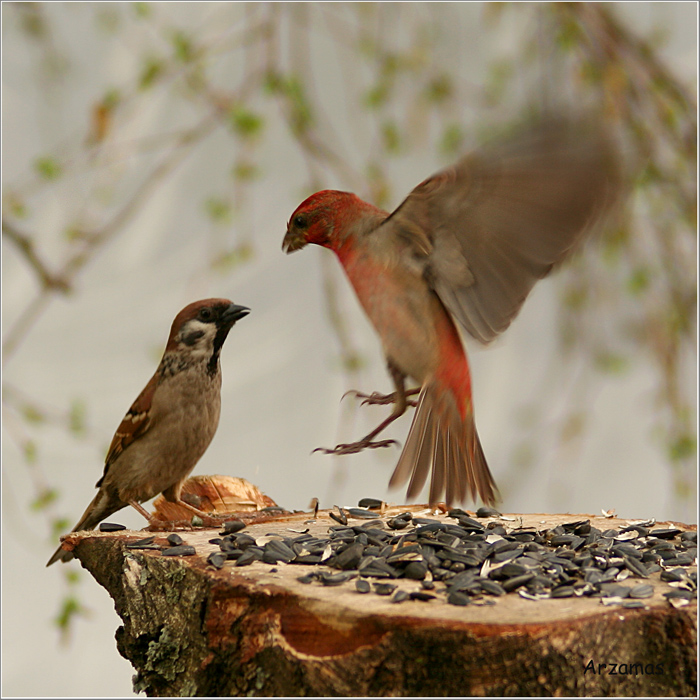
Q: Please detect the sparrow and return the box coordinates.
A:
[283,115,621,507]
[47,298,250,566]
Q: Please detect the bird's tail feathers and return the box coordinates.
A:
[46,489,121,567]
[389,378,498,507]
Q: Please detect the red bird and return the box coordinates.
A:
[47,298,249,566]
[283,116,621,507]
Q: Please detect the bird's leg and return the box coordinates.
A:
[316,362,414,456]
[128,500,200,531]
[347,387,420,407]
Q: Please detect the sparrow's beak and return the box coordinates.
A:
[222,304,250,325]
[282,228,308,254]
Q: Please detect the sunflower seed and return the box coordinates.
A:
[99,522,126,532]
[161,545,196,557]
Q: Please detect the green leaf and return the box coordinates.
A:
[139,56,163,90]
[668,434,696,461]
[211,243,254,272]
[440,124,465,156]
[594,352,629,375]
[34,157,62,181]
[51,517,71,540]
[424,74,453,103]
[23,440,37,464]
[133,2,151,18]
[69,399,87,436]
[31,488,58,511]
[65,569,81,585]
[627,267,651,296]
[54,595,87,636]
[228,107,264,139]
[231,161,260,181]
[204,198,232,224]
[364,83,390,109]
[381,121,401,154]
[172,30,194,62]
[22,404,45,424]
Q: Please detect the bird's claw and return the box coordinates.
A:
[313,438,399,456]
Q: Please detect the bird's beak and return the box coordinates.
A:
[282,228,308,254]
[222,304,250,325]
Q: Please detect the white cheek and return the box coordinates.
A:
[179,320,217,357]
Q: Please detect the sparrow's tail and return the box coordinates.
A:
[389,378,499,507]
[46,489,124,566]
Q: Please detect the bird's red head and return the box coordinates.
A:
[283,189,385,256]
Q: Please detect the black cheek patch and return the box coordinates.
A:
[182,329,205,346]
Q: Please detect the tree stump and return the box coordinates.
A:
[63,508,697,697]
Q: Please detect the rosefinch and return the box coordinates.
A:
[283,116,621,507]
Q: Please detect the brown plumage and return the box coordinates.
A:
[47,298,249,566]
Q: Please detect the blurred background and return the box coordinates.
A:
[2,2,696,696]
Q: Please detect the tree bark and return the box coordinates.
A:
[65,509,697,697]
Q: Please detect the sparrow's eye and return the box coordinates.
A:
[293,214,308,229]
[198,308,213,321]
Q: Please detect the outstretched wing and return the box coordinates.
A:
[379,116,622,343]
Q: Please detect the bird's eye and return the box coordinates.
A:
[198,308,213,321]
[293,214,308,229]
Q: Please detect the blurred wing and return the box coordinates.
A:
[97,373,157,485]
[380,117,622,343]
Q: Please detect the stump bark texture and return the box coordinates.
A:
[64,509,697,696]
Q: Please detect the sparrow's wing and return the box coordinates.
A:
[378,117,622,343]
[96,373,158,486]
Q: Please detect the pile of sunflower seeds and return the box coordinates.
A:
[112,503,697,609]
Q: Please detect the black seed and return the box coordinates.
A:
[334,543,364,570]
[297,574,315,584]
[392,590,409,603]
[347,507,377,519]
[447,591,470,606]
[629,584,653,599]
[225,550,244,560]
[404,562,428,580]
[167,534,184,546]
[161,545,196,557]
[680,531,697,543]
[476,506,501,518]
[235,549,261,566]
[293,555,322,565]
[220,520,246,535]
[358,498,383,509]
[329,512,347,526]
[663,589,694,601]
[99,522,126,532]
[660,568,688,582]
[650,528,682,540]
[612,544,643,560]
[486,524,507,536]
[502,573,535,592]
[388,517,410,530]
[234,534,257,550]
[320,571,355,586]
[409,591,436,601]
[373,582,397,596]
[355,579,371,593]
[551,585,575,598]
[623,556,649,578]
[599,583,631,598]
[421,580,436,590]
[207,552,226,569]
[126,536,156,549]
[479,579,507,596]
[663,554,695,567]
